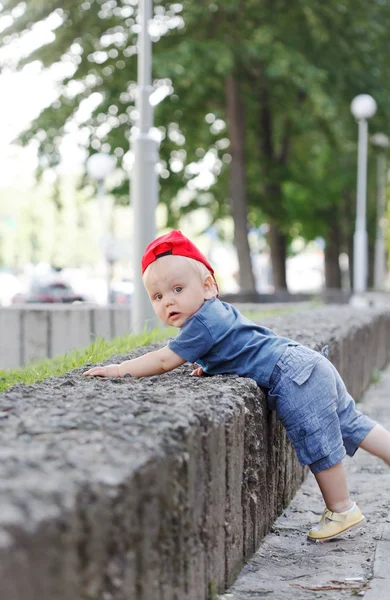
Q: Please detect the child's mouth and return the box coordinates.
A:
[169,311,180,320]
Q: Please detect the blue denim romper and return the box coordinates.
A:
[267,345,376,474]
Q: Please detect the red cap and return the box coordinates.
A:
[142,230,218,291]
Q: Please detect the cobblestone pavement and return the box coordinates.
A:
[219,365,390,600]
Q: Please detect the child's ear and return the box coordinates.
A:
[203,274,216,299]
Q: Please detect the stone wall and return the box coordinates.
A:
[0,305,390,600]
[0,305,131,369]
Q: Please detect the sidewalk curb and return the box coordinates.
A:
[365,516,390,598]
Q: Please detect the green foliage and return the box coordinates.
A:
[1,0,390,250]
[208,580,218,600]
[242,302,321,323]
[370,368,381,386]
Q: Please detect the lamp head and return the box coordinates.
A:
[371,133,390,149]
[86,153,117,181]
[350,94,377,120]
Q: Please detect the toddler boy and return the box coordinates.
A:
[84,230,390,541]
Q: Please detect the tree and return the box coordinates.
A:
[2,0,390,291]
[240,0,390,287]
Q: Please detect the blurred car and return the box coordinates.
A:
[12,279,86,304]
[109,279,133,304]
[0,271,23,306]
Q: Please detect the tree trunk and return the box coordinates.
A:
[347,234,354,291]
[324,217,342,289]
[368,240,375,289]
[226,75,256,292]
[268,222,287,289]
[257,81,289,290]
[341,191,355,291]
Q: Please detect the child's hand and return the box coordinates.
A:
[191,366,205,377]
[83,364,121,378]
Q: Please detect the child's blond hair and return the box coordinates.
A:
[185,257,218,296]
[143,255,218,296]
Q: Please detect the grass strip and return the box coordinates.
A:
[0,326,174,394]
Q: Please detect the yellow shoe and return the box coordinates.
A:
[308,503,366,542]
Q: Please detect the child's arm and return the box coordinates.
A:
[83,345,186,378]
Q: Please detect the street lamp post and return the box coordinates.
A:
[371,133,389,289]
[86,152,117,304]
[130,0,158,333]
[350,94,377,293]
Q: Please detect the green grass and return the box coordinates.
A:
[370,368,381,385]
[0,301,315,395]
[242,300,318,321]
[0,326,175,394]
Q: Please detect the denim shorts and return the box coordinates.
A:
[268,345,377,474]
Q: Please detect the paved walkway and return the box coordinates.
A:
[220,364,390,599]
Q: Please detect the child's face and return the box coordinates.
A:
[143,255,215,327]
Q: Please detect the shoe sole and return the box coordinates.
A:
[307,516,366,543]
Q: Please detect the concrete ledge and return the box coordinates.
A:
[0,305,390,599]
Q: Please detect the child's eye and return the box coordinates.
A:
[154,293,162,300]
[173,286,183,293]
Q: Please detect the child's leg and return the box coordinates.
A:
[308,460,365,542]
[314,461,353,512]
[359,424,390,464]
[314,423,390,512]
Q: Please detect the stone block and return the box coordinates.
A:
[0,308,21,369]
[23,307,49,364]
[50,306,91,358]
[90,307,112,341]
[112,306,131,338]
